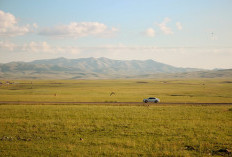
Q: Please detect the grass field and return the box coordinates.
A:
[0,79,231,156]
[0,79,232,103]
[0,104,231,156]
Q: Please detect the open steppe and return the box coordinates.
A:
[0,79,231,156]
[0,79,232,103]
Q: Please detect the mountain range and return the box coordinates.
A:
[0,57,231,79]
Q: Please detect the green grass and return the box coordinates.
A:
[0,79,231,156]
[0,79,232,103]
[0,105,231,156]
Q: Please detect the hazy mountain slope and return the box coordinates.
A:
[1,57,229,79]
[30,57,197,74]
[134,69,232,79]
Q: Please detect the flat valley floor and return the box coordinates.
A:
[0,79,231,156]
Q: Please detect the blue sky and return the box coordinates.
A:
[0,0,232,69]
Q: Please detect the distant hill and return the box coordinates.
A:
[133,69,232,79]
[0,57,230,79]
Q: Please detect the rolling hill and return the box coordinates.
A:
[0,57,231,79]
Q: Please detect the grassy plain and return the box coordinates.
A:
[0,79,231,156]
[0,79,232,103]
[0,105,231,156]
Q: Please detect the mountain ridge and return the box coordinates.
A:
[0,57,230,79]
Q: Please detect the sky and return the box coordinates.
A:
[0,0,232,69]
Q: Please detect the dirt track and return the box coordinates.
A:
[0,101,231,105]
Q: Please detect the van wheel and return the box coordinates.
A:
[145,100,148,103]
[154,100,158,103]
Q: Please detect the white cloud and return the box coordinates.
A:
[0,10,35,36]
[157,17,173,35]
[145,28,155,37]
[39,22,118,38]
[0,40,80,54]
[22,41,81,54]
[176,22,183,30]
[0,41,16,51]
[22,41,53,53]
[32,23,38,29]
